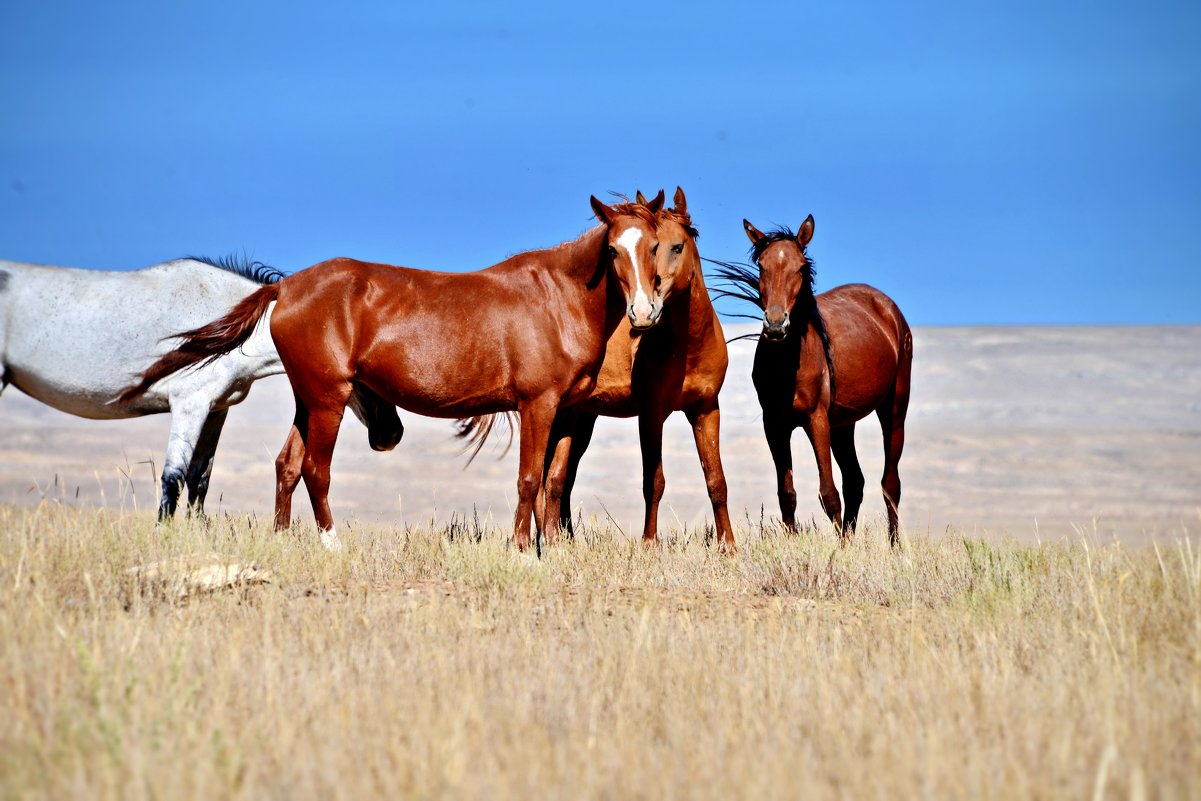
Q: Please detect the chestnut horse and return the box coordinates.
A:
[535,187,735,551]
[123,194,665,551]
[713,215,912,545]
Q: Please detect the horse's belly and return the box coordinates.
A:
[360,365,516,419]
[4,366,163,419]
[576,389,637,417]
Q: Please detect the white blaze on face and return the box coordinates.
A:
[616,226,653,321]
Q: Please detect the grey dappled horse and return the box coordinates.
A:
[0,256,291,517]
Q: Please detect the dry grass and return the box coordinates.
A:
[0,503,1198,800]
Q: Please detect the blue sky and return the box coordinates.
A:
[1,0,1198,325]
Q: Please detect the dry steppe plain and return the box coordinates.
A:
[1,325,1199,799]
[3,325,1199,540]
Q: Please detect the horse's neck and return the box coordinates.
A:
[549,225,608,283]
[665,250,720,350]
[788,298,825,360]
[535,224,617,331]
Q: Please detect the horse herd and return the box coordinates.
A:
[1,187,912,552]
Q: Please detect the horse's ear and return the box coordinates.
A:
[591,195,616,226]
[673,186,687,215]
[743,219,766,245]
[642,189,664,213]
[635,190,648,205]
[797,215,815,248]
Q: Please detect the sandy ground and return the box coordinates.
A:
[2,324,1198,543]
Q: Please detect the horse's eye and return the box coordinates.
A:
[608,246,618,257]
[650,243,659,256]
[671,243,684,255]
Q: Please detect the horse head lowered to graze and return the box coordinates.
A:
[123,194,657,552]
[710,216,913,545]
[0,255,288,518]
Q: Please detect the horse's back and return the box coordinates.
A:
[0,259,266,417]
[270,258,575,417]
[818,284,910,419]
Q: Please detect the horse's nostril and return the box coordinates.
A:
[762,315,790,340]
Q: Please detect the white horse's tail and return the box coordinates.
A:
[119,283,281,403]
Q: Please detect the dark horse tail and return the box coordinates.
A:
[454,412,517,465]
[118,283,281,403]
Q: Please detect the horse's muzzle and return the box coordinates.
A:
[628,301,663,330]
[762,313,790,341]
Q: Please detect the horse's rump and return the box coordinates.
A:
[119,283,280,403]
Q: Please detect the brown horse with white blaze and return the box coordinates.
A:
[123,194,664,551]
[715,215,912,545]
[537,187,736,551]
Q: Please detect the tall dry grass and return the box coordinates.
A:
[0,503,1197,799]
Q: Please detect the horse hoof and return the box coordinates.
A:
[319,528,343,552]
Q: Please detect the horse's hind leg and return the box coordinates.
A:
[830,424,864,535]
[879,329,912,547]
[157,401,211,520]
[877,395,909,547]
[184,408,229,517]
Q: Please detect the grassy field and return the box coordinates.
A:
[1,504,1198,799]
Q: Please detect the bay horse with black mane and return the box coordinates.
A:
[123,193,662,551]
[534,187,736,551]
[712,215,912,545]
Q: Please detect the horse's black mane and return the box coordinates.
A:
[703,226,836,394]
[186,254,287,285]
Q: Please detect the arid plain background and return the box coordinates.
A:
[2,324,1199,541]
[2,324,1201,799]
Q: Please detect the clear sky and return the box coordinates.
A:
[1,0,1198,325]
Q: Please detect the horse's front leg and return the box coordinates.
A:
[540,408,582,547]
[638,410,668,546]
[514,395,559,552]
[158,401,212,520]
[558,412,597,536]
[184,408,229,516]
[273,421,305,530]
[763,413,797,533]
[801,410,843,538]
[685,400,735,553]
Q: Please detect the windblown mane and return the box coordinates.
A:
[657,207,699,240]
[186,254,287,285]
[605,195,660,229]
[704,227,836,394]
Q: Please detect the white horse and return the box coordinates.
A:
[0,255,289,517]
[1,255,405,519]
